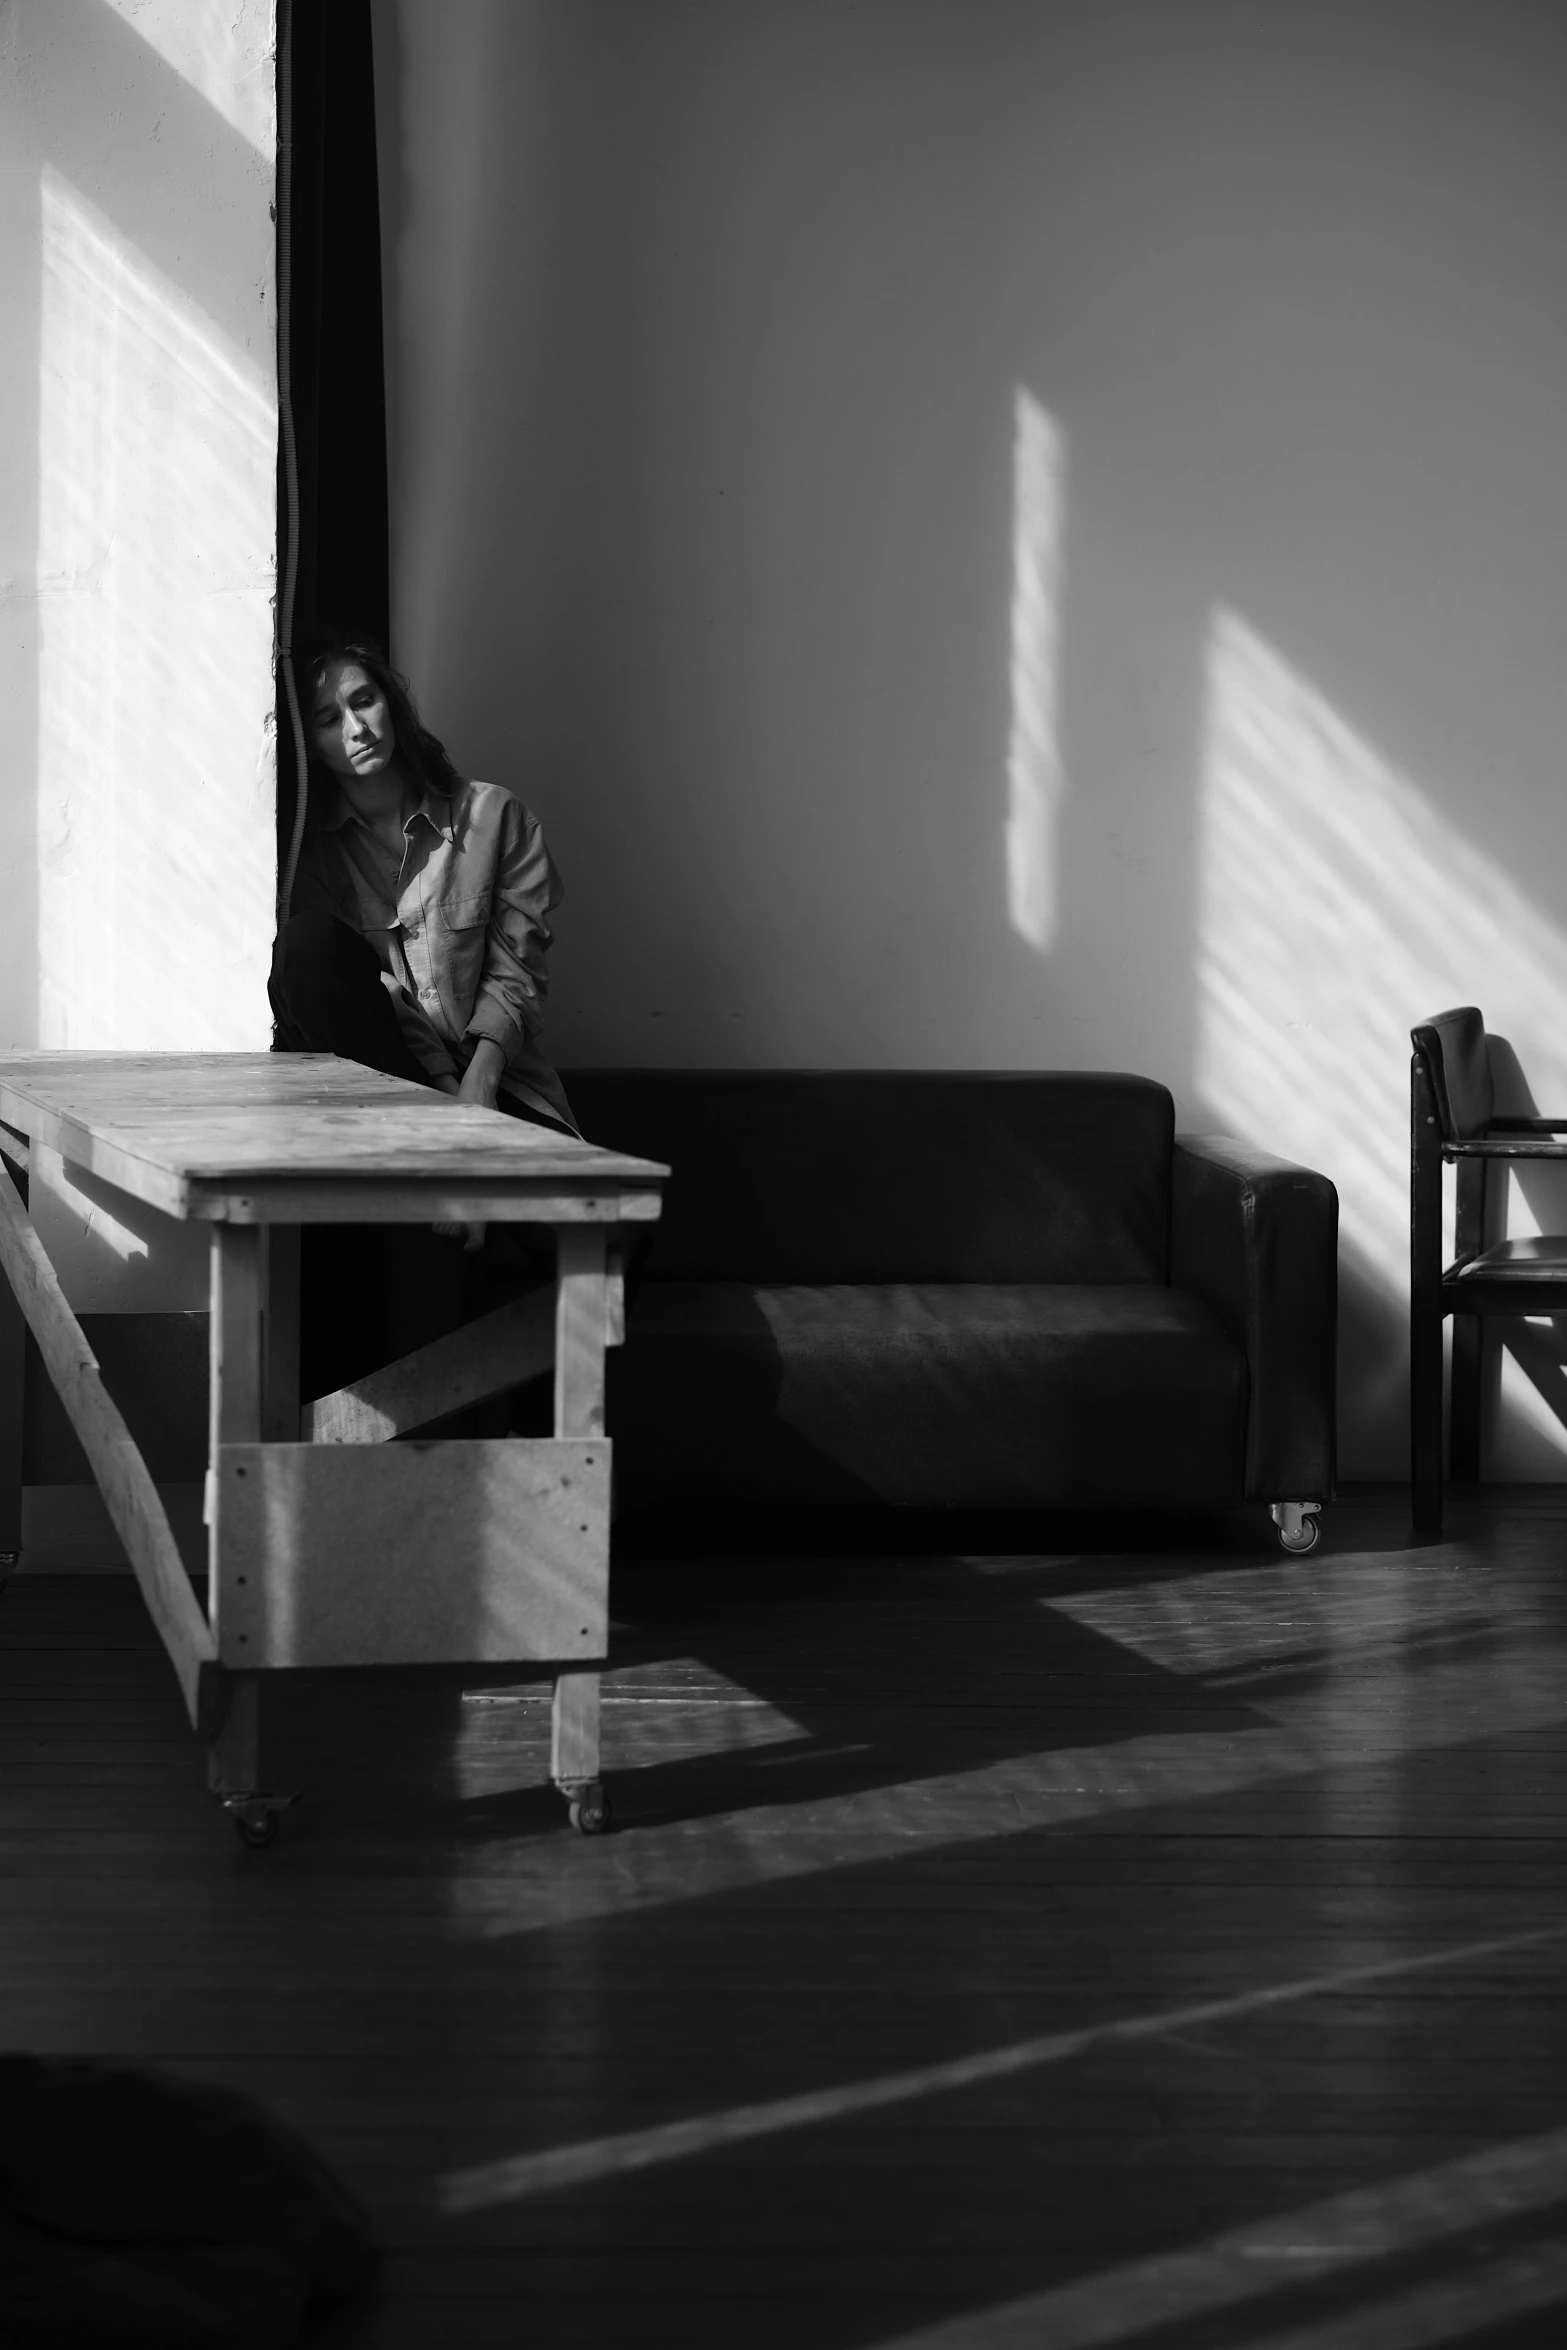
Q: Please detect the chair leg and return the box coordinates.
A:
[1409,1316,1447,1532]
[1410,1055,1447,1535]
[1410,1297,1446,1534]
[1449,1316,1482,1484]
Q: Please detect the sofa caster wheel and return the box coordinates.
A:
[566,1784,611,1835]
[1271,1501,1322,1556]
[218,1791,296,1849]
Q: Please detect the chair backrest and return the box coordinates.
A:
[1410,1006,1493,1141]
[562,1070,1175,1284]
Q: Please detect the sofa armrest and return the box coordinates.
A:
[1171,1137,1338,1504]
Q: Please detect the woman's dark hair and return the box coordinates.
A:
[300,627,462,797]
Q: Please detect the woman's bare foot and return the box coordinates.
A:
[432,1219,487,1252]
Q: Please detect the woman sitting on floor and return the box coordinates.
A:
[270,630,579,1250]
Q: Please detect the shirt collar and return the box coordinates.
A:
[314,778,456,844]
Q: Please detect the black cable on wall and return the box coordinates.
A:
[275,0,392,915]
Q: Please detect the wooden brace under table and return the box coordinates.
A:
[0,1053,667,1844]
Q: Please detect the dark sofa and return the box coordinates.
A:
[565,1072,1338,1543]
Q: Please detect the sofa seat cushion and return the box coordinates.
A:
[610,1282,1248,1508]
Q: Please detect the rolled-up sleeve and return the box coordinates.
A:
[463,796,563,1060]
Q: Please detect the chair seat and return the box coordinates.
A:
[609,1281,1248,1508]
[1452,1237,1567,1281]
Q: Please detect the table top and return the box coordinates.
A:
[0,1054,668,1225]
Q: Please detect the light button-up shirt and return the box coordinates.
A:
[291,775,577,1132]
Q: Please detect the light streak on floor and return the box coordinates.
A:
[877,2123,1567,2349]
[437,1922,1566,2213]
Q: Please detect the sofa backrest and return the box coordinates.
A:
[563,1071,1174,1284]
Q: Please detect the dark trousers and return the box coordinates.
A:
[268,913,558,1404]
[269,912,432,1086]
[271,910,577,1133]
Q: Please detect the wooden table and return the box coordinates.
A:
[0,1053,666,1844]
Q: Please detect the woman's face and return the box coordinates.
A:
[310,659,396,782]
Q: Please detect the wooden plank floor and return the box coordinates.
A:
[2,1490,1566,2347]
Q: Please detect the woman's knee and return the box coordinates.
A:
[271,911,372,987]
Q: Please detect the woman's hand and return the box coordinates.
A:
[457,1038,505,1111]
[432,1215,488,1251]
[433,1042,506,1249]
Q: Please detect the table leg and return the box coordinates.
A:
[552,1227,610,1829]
[554,1226,607,1438]
[262,1225,301,1442]
[207,1227,293,1844]
[207,1673,259,1801]
[552,1670,606,1831]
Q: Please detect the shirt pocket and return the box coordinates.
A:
[434,889,492,1018]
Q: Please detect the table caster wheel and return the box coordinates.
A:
[230,1802,278,1849]
[568,1785,611,1835]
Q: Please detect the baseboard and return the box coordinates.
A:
[11,1484,206,1574]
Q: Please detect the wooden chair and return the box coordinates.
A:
[1410,1006,1567,1529]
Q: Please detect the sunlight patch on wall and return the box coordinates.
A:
[103,0,276,155]
[36,167,277,1050]
[1005,389,1066,951]
[1196,610,1567,1467]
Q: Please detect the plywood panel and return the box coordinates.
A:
[213,1437,610,1668]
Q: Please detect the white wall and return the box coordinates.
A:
[1,0,278,1309]
[0,0,278,1062]
[375,0,1567,1478]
